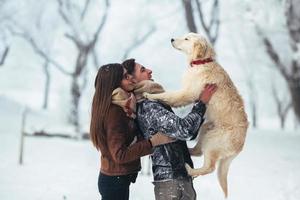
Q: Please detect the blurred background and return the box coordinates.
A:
[0,0,299,199]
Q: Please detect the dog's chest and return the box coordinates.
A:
[182,69,206,86]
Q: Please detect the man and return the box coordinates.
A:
[122,58,216,200]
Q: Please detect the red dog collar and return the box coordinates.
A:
[190,58,214,66]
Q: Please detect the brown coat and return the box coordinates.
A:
[99,104,152,176]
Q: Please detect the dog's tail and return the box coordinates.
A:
[217,155,235,198]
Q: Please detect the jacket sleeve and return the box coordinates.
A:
[138,100,206,140]
[106,107,152,164]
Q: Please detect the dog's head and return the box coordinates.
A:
[171,32,215,61]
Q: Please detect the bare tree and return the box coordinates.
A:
[256,0,300,123]
[181,0,220,46]
[57,0,110,134]
[8,27,71,110]
[9,0,110,135]
[271,82,292,129]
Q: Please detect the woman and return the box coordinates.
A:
[90,63,172,200]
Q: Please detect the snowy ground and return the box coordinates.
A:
[1,96,300,200]
[1,130,300,200]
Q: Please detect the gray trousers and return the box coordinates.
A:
[153,177,196,200]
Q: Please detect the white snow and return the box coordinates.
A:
[0,97,300,200]
[1,0,300,199]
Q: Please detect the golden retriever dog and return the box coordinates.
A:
[144,32,249,197]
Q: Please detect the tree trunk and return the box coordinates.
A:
[58,0,110,135]
[182,0,198,33]
[251,102,257,128]
[69,76,81,134]
[280,115,285,129]
[288,82,300,122]
[257,0,300,123]
[286,0,300,122]
[0,46,9,66]
[69,47,89,135]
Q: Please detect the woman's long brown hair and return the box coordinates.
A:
[90,63,123,150]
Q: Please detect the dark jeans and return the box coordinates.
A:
[98,172,137,200]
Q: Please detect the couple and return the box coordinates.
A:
[90,59,217,200]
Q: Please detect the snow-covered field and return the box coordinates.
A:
[1,96,300,200]
[1,129,300,200]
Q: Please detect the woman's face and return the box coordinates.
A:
[120,68,135,92]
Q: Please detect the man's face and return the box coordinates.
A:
[132,63,153,82]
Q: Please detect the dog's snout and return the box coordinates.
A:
[171,38,174,43]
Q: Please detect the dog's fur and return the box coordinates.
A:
[144,33,249,197]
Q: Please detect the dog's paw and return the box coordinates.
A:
[142,92,149,99]
[185,163,193,174]
[143,92,155,100]
[185,163,199,178]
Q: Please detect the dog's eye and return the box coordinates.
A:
[185,38,188,40]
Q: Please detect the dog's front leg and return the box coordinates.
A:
[144,90,196,107]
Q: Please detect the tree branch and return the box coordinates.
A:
[194,0,209,34]
[80,0,91,20]
[92,49,100,70]
[0,46,9,66]
[90,0,110,49]
[209,0,220,45]
[271,81,292,121]
[57,0,80,40]
[65,33,81,48]
[256,26,289,79]
[284,102,293,116]
[10,29,72,75]
[285,0,300,45]
[122,26,156,60]
[271,82,281,107]
[208,0,217,29]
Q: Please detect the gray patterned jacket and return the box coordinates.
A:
[136,100,206,181]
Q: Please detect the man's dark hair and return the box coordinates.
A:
[122,58,135,75]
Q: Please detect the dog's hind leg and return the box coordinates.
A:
[189,122,214,156]
[185,150,219,177]
[189,132,203,156]
[218,155,236,198]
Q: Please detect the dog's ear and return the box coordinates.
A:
[192,41,207,59]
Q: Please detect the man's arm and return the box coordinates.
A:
[137,100,206,141]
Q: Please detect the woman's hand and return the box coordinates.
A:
[149,132,176,147]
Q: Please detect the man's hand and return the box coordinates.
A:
[199,84,217,104]
[149,132,175,147]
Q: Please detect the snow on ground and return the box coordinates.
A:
[1,96,300,200]
[1,129,300,200]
